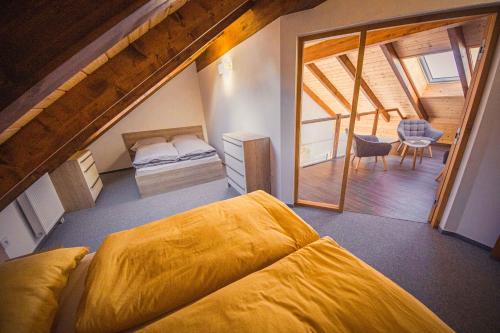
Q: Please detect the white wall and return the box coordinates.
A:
[279,0,499,204]
[440,39,500,247]
[89,63,206,172]
[197,19,282,196]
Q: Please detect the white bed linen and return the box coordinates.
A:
[172,135,216,159]
[133,142,179,168]
[135,154,221,177]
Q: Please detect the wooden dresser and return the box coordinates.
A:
[50,150,103,212]
[222,132,270,195]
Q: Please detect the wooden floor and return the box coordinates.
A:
[298,145,447,222]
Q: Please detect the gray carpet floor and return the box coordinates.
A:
[40,169,500,333]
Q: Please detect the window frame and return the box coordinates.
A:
[418,51,460,84]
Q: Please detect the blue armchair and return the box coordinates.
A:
[397,120,443,157]
[351,134,392,171]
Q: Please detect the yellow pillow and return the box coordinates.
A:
[0,247,89,333]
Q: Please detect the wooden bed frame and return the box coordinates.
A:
[122,126,225,197]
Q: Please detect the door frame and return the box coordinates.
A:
[293,5,500,221]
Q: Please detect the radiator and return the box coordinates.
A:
[16,173,65,238]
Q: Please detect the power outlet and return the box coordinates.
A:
[0,237,9,248]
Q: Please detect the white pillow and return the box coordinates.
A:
[133,142,179,166]
[171,134,199,145]
[172,135,215,158]
[130,136,166,151]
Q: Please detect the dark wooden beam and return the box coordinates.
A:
[0,0,176,133]
[448,26,472,97]
[336,54,390,122]
[0,0,254,211]
[306,63,352,113]
[304,16,479,63]
[380,43,428,120]
[195,0,326,71]
[303,84,336,116]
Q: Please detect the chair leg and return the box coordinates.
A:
[428,146,433,158]
[412,148,417,170]
[351,155,356,165]
[375,156,378,163]
[400,144,408,157]
[396,142,403,152]
[435,168,444,181]
[400,146,408,165]
[420,148,424,164]
[356,157,361,170]
[382,156,388,171]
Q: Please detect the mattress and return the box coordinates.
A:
[135,154,221,176]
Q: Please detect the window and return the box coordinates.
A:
[419,51,459,83]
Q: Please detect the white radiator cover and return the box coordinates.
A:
[17,173,64,238]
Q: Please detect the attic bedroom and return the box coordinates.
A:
[0,1,499,333]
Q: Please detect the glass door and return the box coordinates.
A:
[295,31,367,210]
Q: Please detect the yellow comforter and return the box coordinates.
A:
[76,191,319,333]
[138,237,453,333]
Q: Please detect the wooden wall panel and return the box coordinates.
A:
[462,17,488,46]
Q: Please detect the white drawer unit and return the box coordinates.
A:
[222,132,270,195]
[50,149,103,212]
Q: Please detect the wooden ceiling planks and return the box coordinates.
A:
[195,0,326,71]
[303,16,480,63]
[380,43,429,120]
[0,0,180,133]
[448,26,472,96]
[336,54,390,121]
[306,63,352,113]
[0,0,254,211]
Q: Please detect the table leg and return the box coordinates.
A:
[412,148,417,170]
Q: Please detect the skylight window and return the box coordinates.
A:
[419,51,459,83]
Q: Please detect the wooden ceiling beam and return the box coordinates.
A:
[304,16,479,63]
[303,84,336,116]
[195,0,326,71]
[0,0,254,211]
[448,26,472,96]
[380,43,428,120]
[336,54,390,122]
[0,0,177,133]
[306,63,352,113]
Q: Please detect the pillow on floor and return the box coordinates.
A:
[0,247,89,333]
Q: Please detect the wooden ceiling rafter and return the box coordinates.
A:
[0,0,188,134]
[448,26,472,97]
[196,0,326,71]
[303,16,482,63]
[336,54,390,122]
[380,43,429,120]
[303,84,336,116]
[306,63,352,113]
[0,0,255,211]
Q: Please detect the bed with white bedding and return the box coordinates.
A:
[122,126,225,197]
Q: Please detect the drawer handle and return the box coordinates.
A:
[84,161,96,173]
[80,152,92,164]
[90,177,100,189]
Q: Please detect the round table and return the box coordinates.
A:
[400,139,431,170]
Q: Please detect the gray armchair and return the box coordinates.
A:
[351,133,392,171]
[397,119,443,157]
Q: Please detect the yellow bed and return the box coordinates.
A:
[55,191,452,332]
